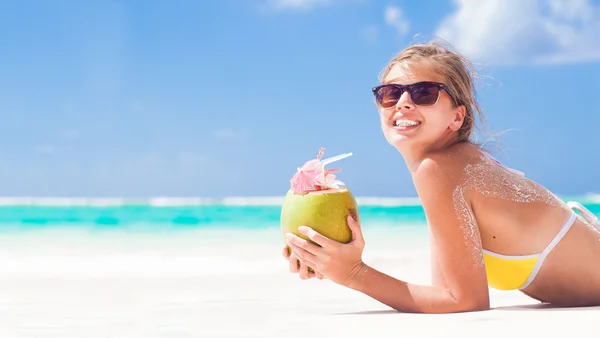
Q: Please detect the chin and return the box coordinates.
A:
[385,133,415,151]
[386,131,441,155]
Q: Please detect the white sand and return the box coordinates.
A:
[0,227,597,337]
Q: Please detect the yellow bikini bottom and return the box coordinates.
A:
[483,202,599,291]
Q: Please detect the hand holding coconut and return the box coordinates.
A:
[280,147,364,285]
[286,214,367,287]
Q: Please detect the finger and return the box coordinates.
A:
[286,233,321,255]
[347,214,364,243]
[288,251,300,273]
[297,255,318,273]
[299,261,310,280]
[299,262,318,280]
[316,271,324,280]
[288,241,317,264]
[298,226,334,248]
[282,246,291,259]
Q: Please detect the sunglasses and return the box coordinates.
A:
[372,81,456,108]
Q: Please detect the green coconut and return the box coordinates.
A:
[280,187,359,272]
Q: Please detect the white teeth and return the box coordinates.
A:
[394,119,420,127]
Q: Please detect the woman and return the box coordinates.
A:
[282,41,600,314]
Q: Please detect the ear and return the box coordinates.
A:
[449,105,466,132]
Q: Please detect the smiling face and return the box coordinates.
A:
[376,61,466,154]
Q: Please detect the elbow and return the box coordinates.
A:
[449,292,491,313]
[446,288,490,314]
[407,295,490,315]
[453,298,490,313]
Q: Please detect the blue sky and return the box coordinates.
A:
[0,0,599,198]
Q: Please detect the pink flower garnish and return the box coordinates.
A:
[289,147,352,194]
[290,158,324,193]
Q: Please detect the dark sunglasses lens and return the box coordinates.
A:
[375,86,404,108]
[411,83,440,106]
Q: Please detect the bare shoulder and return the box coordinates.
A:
[414,143,563,210]
[412,143,478,194]
[410,143,493,225]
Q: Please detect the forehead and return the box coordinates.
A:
[382,61,445,85]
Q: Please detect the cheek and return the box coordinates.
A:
[378,111,391,128]
[422,109,456,129]
[378,114,396,142]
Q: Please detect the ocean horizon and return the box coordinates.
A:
[0,194,597,233]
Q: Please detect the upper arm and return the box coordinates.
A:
[429,227,446,288]
[414,157,490,311]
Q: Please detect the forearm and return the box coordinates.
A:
[347,263,489,314]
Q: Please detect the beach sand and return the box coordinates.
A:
[0,227,597,337]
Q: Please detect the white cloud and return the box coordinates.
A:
[435,0,600,66]
[385,5,410,37]
[548,0,594,21]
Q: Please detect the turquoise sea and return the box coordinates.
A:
[0,196,597,234]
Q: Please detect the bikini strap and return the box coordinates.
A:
[567,201,600,230]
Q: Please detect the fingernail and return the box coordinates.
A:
[286,233,293,239]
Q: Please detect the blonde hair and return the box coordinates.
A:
[379,40,487,144]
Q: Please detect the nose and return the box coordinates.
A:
[394,90,415,111]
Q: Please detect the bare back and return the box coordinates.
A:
[427,142,600,306]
